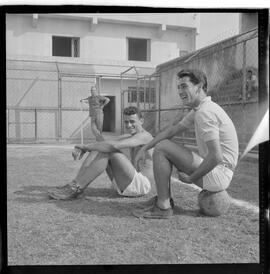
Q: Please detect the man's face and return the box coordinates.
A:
[91,87,97,96]
[177,76,199,107]
[123,113,143,135]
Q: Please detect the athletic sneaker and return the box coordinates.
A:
[136,195,175,210]
[48,182,83,200]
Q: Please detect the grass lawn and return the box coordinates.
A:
[7,145,259,265]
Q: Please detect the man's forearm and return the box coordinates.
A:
[143,127,172,151]
[189,155,222,182]
[85,141,119,153]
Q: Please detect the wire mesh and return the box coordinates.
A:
[149,29,259,151]
[6,29,259,151]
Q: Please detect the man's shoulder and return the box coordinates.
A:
[135,130,153,139]
[195,101,220,120]
[199,100,221,113]
[129,130,153,144]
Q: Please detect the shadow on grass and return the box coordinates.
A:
[173,206,202,217]
[12,185,202,218]
[12,185,119,203]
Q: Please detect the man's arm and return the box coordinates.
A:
[141,122,187,151]
[80,97,89,102]
[179,138,223,184]
[100,96,110,108]
[76,132,151,154]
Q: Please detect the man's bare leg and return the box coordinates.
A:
[74,151,136,192]
[74,152,110,189]
[153,139,203,209]
[95,111,104,135]
[91,116,102,141]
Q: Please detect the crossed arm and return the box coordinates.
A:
[75,133,150,154]
[80,96,110,109]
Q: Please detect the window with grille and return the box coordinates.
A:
[127,38,150,61]
[127,87,156,103]
[52,36,80,57]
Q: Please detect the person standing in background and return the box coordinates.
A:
[81,86,110,141]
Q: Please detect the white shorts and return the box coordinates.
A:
[202,164,234,192]
[111,171,151,197]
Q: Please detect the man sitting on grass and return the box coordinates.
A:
[133,69,239,219]
[48,106,154,200]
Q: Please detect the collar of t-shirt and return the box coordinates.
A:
[194,96,211,111]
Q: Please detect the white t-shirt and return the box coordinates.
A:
[180,97,239,169]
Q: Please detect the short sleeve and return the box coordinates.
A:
[196,110,219,141]
[179,110,195,129]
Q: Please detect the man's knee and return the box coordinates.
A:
[154,139,171,153]
[108,151,124,161]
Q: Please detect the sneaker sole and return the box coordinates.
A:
[48,191,82,200]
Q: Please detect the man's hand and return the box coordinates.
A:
[72,145,87,160]
[178,172,192,184]
[134,146,147,170]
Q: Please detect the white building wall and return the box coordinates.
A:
[6,13,198,139]
[6,14,195,65]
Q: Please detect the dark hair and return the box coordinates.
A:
[123,106,142,118]
[177,69,208,93]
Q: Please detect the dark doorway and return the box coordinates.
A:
[103,96,115,132]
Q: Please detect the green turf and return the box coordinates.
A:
[7,145,259,264]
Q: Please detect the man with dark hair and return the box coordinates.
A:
[49,106,153,200]
[80,86,110,140]
[134,69,239,219]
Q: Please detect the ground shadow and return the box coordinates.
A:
[12,185,121,203]
[173,205,203,217]
[11,185,203,218]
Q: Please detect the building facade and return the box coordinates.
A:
[6,13,199,142]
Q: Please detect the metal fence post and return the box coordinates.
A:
[158,75,161,132]
[120,91,123,134]
[242,41,247,103]
[148,76,151,109]
[58,76,62,140]
[136,78,140,108]
[34,108,37,141]
[120,74,123,134]
[7,108,9,143]
[144,77,146,109]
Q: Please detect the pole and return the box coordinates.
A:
[242,41,247,103]
[144,77,146,110]
[80,100,84,144]
[34,108,37,142]
[120,73,123,134]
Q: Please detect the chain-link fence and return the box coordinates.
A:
[7,29,259,153]
[6,59,154,143]
[129,29,258,153]
[6,60,102,143]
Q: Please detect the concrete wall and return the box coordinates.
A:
[239,13,258,33]
[6,65,139,141]
[6,13,198,142]
[6,14,195,66]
